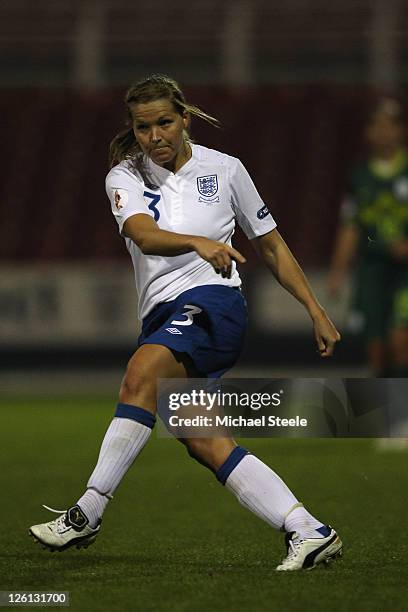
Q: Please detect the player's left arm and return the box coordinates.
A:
[252,228,341,357]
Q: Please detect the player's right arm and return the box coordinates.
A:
[123,213,246,278]
[106,166,245,278]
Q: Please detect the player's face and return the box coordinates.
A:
[131,99,190,172]
[366,113,404,156]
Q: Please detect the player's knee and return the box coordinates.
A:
[119,364,156,405]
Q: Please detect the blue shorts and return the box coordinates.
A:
[138,285,248,378]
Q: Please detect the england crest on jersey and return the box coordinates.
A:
[197,174,219,203]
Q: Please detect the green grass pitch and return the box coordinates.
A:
[1,396,407,612]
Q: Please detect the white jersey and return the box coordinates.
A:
[106,143,276,320]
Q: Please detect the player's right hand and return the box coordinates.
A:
[192,237,246,278]
[312,310,341,357]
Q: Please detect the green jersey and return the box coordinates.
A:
[341,149,408,337]
[342,148,408,263]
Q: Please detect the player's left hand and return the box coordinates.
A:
[312,310,341,357]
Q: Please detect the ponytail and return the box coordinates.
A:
[109,127,140,169]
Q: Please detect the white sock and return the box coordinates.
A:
[225,454,325,538]
[225,454,299,530]
[284,505,325,539]
[77,414,153,526]
[77,488,109,529]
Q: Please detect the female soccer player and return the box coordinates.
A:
[30,75,342,571]
[328,98,408,377]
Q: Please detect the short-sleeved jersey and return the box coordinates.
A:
[340,149,408,263]
[106,143,276,319]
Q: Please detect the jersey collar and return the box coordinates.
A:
[145,143,196,179]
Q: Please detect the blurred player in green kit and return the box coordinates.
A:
[329,98,408,376]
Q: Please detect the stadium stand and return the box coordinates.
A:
[1,1,408,84]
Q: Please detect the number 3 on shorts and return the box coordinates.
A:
[171,304,203,326]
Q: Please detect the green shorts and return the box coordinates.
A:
[353,263,408,340]
[392,285,408,328]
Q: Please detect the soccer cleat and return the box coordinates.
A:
[29,504,101,552]
[276,527,342,571]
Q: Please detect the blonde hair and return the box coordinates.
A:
[109,74,220,184]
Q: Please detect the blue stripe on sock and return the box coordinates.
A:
[114,403,156,429]
[316,525,331,537]
[215,446,250,485]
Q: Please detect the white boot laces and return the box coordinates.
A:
[42,504,67,514]
[283,534,304,565]
[41,504,69,532]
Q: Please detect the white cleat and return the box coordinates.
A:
[276,527,342,571]
[29,505,101,552]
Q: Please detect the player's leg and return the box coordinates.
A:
[375,290,408,447]
[180,436,236,471]
[29,344,189,550]
[388,286,408,376]
[389,327,408,376]
[76,344,189,521]
[366,338,389,376]
[181,436,342,570]
[182,436,325,533]
[359,270,390,375]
